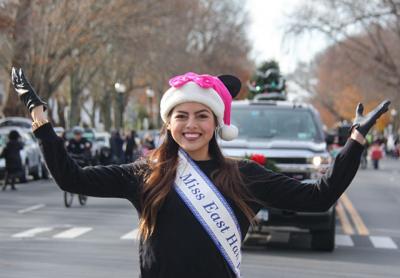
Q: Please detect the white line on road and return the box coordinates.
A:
[369,236,398,249]
[17,204,46,214]
[335,234,354,247]
[12,227,53,238]
[120,228,139,240]
[53,227,93,239]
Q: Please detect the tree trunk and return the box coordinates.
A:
[3,0,32,117]
[113,92,123,130]
[56,98,66,128]
[101,91,112,132]
[46,105,55,125]
[90,102,97,127]
[69,71,81,127]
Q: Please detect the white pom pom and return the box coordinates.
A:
[219,124,238,141]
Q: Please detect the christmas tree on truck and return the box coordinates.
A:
[247,60,287,100]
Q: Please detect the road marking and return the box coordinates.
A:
[120,228,139,240]
[340,193,369,236]
[369,236,398,249]
[53,227,93,239]
[335,234,354,247]
[12,227,53,238]
[17,204,46,214]
[9,226,399,251]
[336,201,354,235]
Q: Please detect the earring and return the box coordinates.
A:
[214,126,221,138]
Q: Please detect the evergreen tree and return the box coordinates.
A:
[248,60,286,99]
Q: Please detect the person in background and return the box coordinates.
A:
[66,127,92,157]
[141,132,155,156]
[360,139,369,169]
[110,130,124,164]
[1,130,24,191]
[395,134,400,158]
[98,146,112,165]
[124,130,139,163]
[370,140,383,169]
[328,135,341,158]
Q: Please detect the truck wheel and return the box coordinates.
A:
[311,209,336,252]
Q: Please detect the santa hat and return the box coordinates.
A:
[160,72,241,141]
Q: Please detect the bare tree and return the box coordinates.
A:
[0,0,255,129]
[285,0,400,96]
[1,0,32,116]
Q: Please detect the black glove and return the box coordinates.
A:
[11,67,47,112]
[351,100,391,137]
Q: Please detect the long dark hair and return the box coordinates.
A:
[138,123,262,241]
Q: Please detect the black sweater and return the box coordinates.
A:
[34,123,364,278]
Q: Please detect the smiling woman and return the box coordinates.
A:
[167,103,216,161]
[10,67,390,278]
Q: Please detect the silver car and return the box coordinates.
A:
[0,117,32,129]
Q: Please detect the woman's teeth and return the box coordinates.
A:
[184,133,200,138]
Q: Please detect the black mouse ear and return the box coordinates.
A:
[218,75,241,99]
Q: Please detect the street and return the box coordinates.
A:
[1,158,399,278]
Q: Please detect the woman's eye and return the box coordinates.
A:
[199,114,209,118]
[175,115,186,119]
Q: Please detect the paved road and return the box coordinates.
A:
[0,158,399,278]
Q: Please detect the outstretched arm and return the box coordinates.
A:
[34,123,142,202]
[247,100,390,212]
[247,138,364,212]
[10,67,143,205]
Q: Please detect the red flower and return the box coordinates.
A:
[250,154,266,165]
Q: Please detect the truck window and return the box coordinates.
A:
[231,107,323,142]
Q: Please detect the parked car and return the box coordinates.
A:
[0,117,32,129]
[0,127,48,182]
[218,94,334,251]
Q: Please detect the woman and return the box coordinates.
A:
[125,130,139,163]
[11,68,390,278]
[1,130,23,191]
[370,140,384,169]
[110,129,124,164]
[141,132,156,156]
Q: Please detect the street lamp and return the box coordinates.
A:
[114,82,126,130]
[146,87,155,128]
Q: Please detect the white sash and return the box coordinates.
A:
[174,149,242,277]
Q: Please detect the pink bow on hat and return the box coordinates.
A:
[169,72,232,125]
[169,72,216,88]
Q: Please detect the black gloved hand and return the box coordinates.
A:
[351,100,391,137]
[11,67,47,113]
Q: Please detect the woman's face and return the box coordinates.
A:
[168,102,217,160]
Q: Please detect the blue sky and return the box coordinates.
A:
[246,0,329,74]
